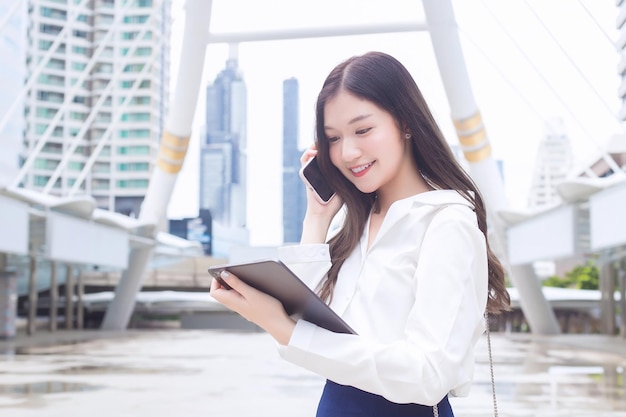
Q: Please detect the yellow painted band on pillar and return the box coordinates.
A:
[159,145,187,161]
[458,128,487,148]
[463,144,492,162]
[157,159,183,174]
[453,111,482,133]
[156,131,190,174]
[162,131,190,149]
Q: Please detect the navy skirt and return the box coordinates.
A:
[316,380,454,417]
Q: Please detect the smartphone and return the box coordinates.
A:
[299,157,336,205]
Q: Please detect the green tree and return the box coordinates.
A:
[566,261,599,290]
[541,261,599,290]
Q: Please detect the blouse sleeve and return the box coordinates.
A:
[277,208,489,406]
[277,243,331,293]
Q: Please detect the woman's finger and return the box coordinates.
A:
[300,145,318,166]
[218,271,251,296]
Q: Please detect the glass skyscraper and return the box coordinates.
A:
[200,48,249,256]
[282,77,306,244]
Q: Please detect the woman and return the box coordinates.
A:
[210,51,510,416]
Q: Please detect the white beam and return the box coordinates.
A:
[206,22,428,44]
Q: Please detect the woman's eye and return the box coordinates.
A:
[356,127,372,135]
[327,136,340,143]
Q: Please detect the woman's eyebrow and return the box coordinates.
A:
[324,114,372,130]
[348,114,372,124]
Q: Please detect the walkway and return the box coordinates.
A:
[1,330,626,416]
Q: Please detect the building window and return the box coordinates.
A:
[72,45,88,55]
[117,146,150,155]
[120,113,150,122]
[94,162,110,173]
[34,175,50,186]
[123,63,145,73]
[39,40,53,50]
[40,7,67,20]
[34,158,58,170]
[68,161,85,171]
[121,31,138,40]
[135,47,152,56]
[119,129,151,138]
[73,29,88,38]
[118,162,149,172]
[123,15,149,24]
[93,179,110,190]
[46,58,65,70]
[37,91,64,103]
[38,74,65,86]
[117,179,149,188]
[36,107,58,119]
[40,23,63,35]
[70,112,87,121]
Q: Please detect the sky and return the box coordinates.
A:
[165,0,623,247]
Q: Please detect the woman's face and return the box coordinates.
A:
[323,90,414,197]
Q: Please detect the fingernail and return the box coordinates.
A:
[220,271,230,279]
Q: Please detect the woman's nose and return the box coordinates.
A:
[341,136,361,161]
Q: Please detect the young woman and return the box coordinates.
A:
[210,51,510,417]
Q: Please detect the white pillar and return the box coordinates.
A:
[101,0,213,330]
[422,0,560,334]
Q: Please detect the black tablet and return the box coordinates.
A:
[208,259,356,335]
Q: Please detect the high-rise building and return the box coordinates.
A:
[282,77,306,244]
[20,0,171,216]
[528,118,574,209]
[200,45,249,256]
[0,0,27,188]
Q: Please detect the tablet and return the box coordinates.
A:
[208,259,356,335]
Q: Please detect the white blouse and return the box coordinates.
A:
[276,190,489,406]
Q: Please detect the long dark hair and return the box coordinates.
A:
[314,51,510,314]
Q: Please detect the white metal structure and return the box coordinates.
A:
[99,0,561,332]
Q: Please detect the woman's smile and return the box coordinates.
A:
[350,161,375,177]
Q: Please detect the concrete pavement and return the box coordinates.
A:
[1,329,626,416]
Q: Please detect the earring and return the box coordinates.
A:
[405,133,411,140]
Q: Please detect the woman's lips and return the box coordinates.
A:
[350,161,374,178]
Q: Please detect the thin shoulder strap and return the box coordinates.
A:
[485,312,499,417]
[431,312,499,417]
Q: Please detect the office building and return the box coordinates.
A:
[21,0,171,216]
[528,118,574,208]
[282,77,306,244]
[200,46,249,256]
[0,0,27,188]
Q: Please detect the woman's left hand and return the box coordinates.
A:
[210,271,296,345]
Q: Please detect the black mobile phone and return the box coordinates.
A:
[299,157,336,205]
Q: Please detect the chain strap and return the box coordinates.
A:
[431,312,498,417]
[485,312,499,417]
